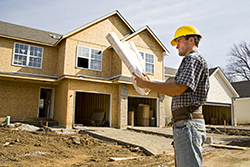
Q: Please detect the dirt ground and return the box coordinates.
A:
[0,124,250,167]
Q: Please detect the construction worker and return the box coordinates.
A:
[133,25,209,167]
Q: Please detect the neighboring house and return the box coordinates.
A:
[164,67,177,124]
[232,80,250,125]
[0,10,170,129]
[164,67,239,125]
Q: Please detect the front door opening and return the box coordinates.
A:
[38,88,53,118]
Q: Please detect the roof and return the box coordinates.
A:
[209,67,239,97]
[231,80,250,98]
[164,67,177,76]
[0,21,62,45]
[55,10,135,45]
[121,26,170,56]
[209,67,218,76]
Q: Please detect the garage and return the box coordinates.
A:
[203,103,231,125]
[74,92,111,126]
[128,96,157,127]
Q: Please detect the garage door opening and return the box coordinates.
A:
[75,92,110,127]
[203,105,231,125]
[128,97,157,127]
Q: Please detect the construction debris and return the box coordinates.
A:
[109,157,138,161]
[210,144,247,150]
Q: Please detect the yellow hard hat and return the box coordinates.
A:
[170,25,202,46]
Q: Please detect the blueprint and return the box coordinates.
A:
[106,32,150,95]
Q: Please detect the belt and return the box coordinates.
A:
[172,113,204,123]
[172,106,203,123]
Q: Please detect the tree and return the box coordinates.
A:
[224,41,250,82]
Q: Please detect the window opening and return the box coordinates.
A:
[139,51,154,74]
[76,46,102,71]
[12,42,43,69]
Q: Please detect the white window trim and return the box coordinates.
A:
[76,45,102,71]
[12,42,43,69]
[139,51,155,74]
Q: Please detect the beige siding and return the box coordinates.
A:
[121,31,164,80]
[207,73,234,104]
[0,79,55,120]
[57,40,66,76]
[0,37,59,77]
[235,98,250,124]
[66,80,119,127]
[165,96,172,124]
[54,80,69,128]
[63,14,132,78]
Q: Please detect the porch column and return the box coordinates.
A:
[119,84,128,129]
[158,93,166,127]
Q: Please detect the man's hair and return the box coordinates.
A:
[185,35,201,47]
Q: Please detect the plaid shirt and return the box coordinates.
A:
[171,49,209,111]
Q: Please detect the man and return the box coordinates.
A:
[133,25,209,167]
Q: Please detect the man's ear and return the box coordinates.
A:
[189,37,195,44]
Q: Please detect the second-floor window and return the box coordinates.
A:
[76,46,102,71]
[139,51,154,74]
[12,42,43,69]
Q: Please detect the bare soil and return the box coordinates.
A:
[1,124,250,167]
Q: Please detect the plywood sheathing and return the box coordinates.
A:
[0,37,59,77]
[62,79,120,128]
[0,80,55,120]
[63,14,132,78]
[53,80,69,128]
[120,30,164,80]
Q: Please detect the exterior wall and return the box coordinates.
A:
[60,79,120,128]
[0,37,59,77]
[158,93,165,127]
[0,79,55,120]
[234,98,250,124]
[54,80,69,128]
[121,31,164,80]
[63,14,132,78]
[57,40,66,76]
[119,84,128,129]
[111,50,122,77]
[165,95,172,124]
[207,73,234,104]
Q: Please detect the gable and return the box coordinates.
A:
[207,69,239,104]
[55,10,134,45]
[122,26,169,56]
[68,14,133,47]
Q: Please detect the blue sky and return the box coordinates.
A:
[1,0,249,69]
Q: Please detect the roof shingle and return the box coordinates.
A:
[0,21,62,45]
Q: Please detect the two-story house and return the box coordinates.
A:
[0,10,169,129]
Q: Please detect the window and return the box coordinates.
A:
[139,51,154,74]
[76,46,102,71]
[12,42,43,69]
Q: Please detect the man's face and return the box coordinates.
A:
[175,36,191,56]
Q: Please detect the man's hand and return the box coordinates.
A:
[132,72,154,88]
[133,72,189,97]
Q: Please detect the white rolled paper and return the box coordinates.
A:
[106,32,150,95]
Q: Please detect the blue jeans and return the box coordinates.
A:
[173,113,206,167]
